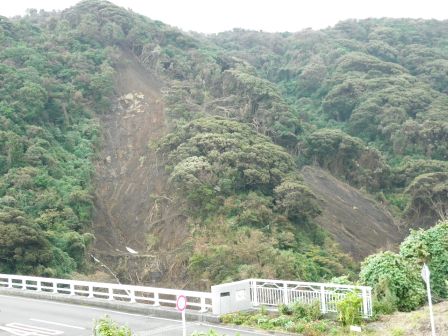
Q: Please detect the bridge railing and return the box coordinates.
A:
[0,274,372,317]
[249,279,372,317]
[0,273,212,312]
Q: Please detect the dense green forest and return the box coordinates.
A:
[210,21,448,222]
[0,7,115,276]
[1,0,448,311]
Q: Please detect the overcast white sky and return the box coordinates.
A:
[3,0,448,33]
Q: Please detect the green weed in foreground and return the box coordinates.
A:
[191,331,239,336]
[92,318,234,336]
[336,292,362,326]
[221,302,342,335]
[93,316,132,336]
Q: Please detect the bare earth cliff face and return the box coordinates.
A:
[92,51,188,286]
[302,166,404,260]
[90,51,405,287]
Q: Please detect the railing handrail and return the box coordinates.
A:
[0,273,212,298]
[249,278,372,291]
[0,274,373,317]
[248,278,372,317]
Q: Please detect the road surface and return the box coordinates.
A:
[0,295,269,335]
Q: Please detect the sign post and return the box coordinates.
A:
[176,294,187,336]
[421,264,436,336]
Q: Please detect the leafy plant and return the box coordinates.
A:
[360,251,425,311]
[221,309,337,335]
[259,305,268,316]
[278,303,292,315]
[93,316,132,336]
[372,278,398,315]
[290,300,322,321]
[400,220,448,298]
[336,291,362,326]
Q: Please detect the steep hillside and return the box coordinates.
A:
[2,0,448,291]
[302,166,403,260]
[0,7,115,276]
[92,49,192,285]
[212,22,448,226]
[55,0,357,287]
[93,49,165,253]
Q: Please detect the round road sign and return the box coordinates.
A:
[176,294,187,312]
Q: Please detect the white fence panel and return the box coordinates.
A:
[0,274,212,312]
[0,274,372,317]
[250,279,372,317]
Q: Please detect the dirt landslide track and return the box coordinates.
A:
[90,49,407,285]
[302,166,405,260]
[91,50,188,285]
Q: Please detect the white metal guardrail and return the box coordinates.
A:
[249,279,372,317]
[0,274,372,317]
[0,274,212,312]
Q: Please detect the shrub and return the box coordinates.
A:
[306,320,330,333]
[221,308,337,335]
[278,303,292,315]
[329,275,353,285]
[295,321,306,333]
[336,291,362,326]
[290,300,322,321]
[400,220,448,299]
[284,320,296,332]
[220,312,251,325]
[93,316,132,336]
[372,278,398,315]
[360,251,425,311]
[270,315,291,328]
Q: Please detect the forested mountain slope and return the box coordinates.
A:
[211,22,448,226]
[1,0,447,289]
[0,8,114,276]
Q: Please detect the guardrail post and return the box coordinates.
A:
[53,282,58,293]
[36,281,41,292]
[199,296,207,312]
[22,279,26,290]
[70,283,75,296]
[211,285,220,315]
[362,287,368,317]
[283,283,289,305]
[108,287,114,300]
[88,285,94,298]
[252,280,259,307]
[153,291,160,306]
[129,289,136,303]
[8,277,12,288]
[320,285,326,314]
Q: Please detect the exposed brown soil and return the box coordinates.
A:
[90,50,407,287]
[91,49,188,286]
[302,166,405,260]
